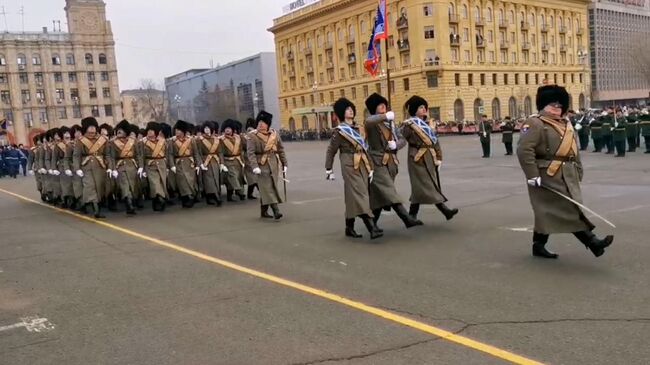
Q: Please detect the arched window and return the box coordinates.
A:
[487,8,493,21]
[17,53,26,65]
[550,16,554,26]
[51,53,61,65]
[98,53,107,65]
[301,115,309,130]
[473,98,483,121]
[360,20,366,34]
[348,25,355,38]
[558,16,563,28]
[579,93,586,109]
[524,96,532,116]
[529,13,535,26]
[474,6,480,20]
[492,98,501,119]
[32,54,41,65]
[85,53,94,65]
[462,4,469,19]
[540,14,546,26]
[288,117,296,132]
[0,54,6,66]
[509,10,515,24]
[66,53,75,65]
[509,97,518,118]
[317,35,323,47]
[327,31,333,42]
[449,3,455,15]
[454,99,464,122]
[338,28,344,41]
[567,17,572,30]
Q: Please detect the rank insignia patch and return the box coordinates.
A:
[521,124,531,134]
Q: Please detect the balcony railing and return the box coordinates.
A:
[559,25,567,34]
[541,43,549,51]
[304,47,312,55]
[499,20,508,28]
[560,44,568,52]
[522,41,531,50]
[475,17,484,27]
[398,39,410,52]
[541,24,549,32]
[423,58,441,68]
[500,41,510,49]
[476,40,486,48]
[347,35,355,44]
[287,52,294,61]
[449,14,459,23]
[324,41,333,49]
[576,27,584,35]
[521,21,530,30]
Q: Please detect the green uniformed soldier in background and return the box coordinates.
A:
[478,114,492,158]
[501,117,515,155]
[590,116,603,152]
[625,112,639,152]
[601,112,614,154]
[612,109,627,157]
[639,114,650,154]
[576,111,591,151]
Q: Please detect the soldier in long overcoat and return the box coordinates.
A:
[168,120,199,208]
[501,117,515,155]
[325,98,382,239]
[72,117,110,219]
[517,85,614,259]
[220,119,247,201]
[138,122,168,212]
[195,121,224,206]
[51,127,74,208]
[244,118,259,199]
[107,120,140,215]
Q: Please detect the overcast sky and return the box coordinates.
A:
[13,0,289,90]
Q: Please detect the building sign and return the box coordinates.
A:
[282,0,319,14]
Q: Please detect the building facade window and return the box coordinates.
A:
[32,54,41,65]
[69,72,78,82]
[454,98,464,121]
[91,105,100,117]
[85,53,94,65]
[104,105,113,117]
[66,54,75,65]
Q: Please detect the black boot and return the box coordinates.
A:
[78,199,88,213]
[393,204,423,228]
[372,209,384,233]
[107,196,119,212]
[409,203,420,219]
[61,196,70,209]
[152,197,161,211]
[247,185,257,199]
[181,196,194,208]
[92,202,106,219]
[436,203,459,221]
[216,195,223,207]
[574,231,614,258]
[261,205,273,219]
[237,191,247,201]
[532,232,558,259]
[360,214,383,240]
[227,190,235,202]
[125,198,136,216]
[270,204,283,220]
[206,194,217,205]
[135,198,145,209]
[345,218,362,238]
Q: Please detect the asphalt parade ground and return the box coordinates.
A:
[1,135,649,365]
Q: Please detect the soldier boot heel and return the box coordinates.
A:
[247,185,258,199]
[92,203,106,219]
[436,203,459,221]
[226,190,235,202]
[371,209,384,233]
[125,198,136,216]
[206,194,217,205]
[409,204,420,219]
[261,205,273,219]
[360,214,383,240]
[532,232,558,259]
[573,231,614,258]
[270,204,283,220]
[237,190,247,201]
[345,218,362,238]
[393,204,423,228]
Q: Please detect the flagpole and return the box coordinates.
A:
[384,0,391,109]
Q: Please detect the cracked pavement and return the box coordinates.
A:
[1,136,649,364]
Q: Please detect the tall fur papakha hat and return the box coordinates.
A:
[220,119,241,133]
[405,96,428,117]
[146,122,161,134]
[333,98,356,121]
[202,121,219,134]
[173,120,192,134]
[365,93,388,115]
[81,117,99,134]
[115,119,131,134]
[255,111,273,126]
[536,85,570,115]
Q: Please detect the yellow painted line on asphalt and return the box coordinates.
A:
[0,187,544,365]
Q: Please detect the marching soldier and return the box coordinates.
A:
[160,123,177,203]
[220,119,247,201]
[41,130,56,203]
[601,112,614,154]
[501,116,515,155]
[107,120,140,215]
[246,111,288,220]
[128,123,145,209]
[100,124,118,211]
[69,125,84,211]
[138,122,169,212]
[47,128,64,205]
[27,134,45,201]
[590,115,603,152]
[478,114,492,158]
[326,98,382,239]
[640,113,650,154]
[364,93,422,229]
[576,111,591,151]
[517,85,613,259]
[51,127,74,209]
[73,117,110,219]
[244,118,259,199]
[168,120,199,208]
[612,109,627,157]
[195,120,224,206]
[402,96,459,223]
[625,112,639,152]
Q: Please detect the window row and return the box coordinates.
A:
[0,53,108,67]
[0,71,110,84]
[454,72,583,87]
[21,104,114,125]
[0,87,113,104]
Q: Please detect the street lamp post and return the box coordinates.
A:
[174,94,182,120]
[253,92,259,118]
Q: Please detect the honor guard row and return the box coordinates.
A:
[27,111,287,220]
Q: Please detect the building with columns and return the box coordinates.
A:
[269,0,591,130]
[0,0,121,145]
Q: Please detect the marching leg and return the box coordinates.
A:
[392,203,423,228]
[573,231,614,258]
[360,214,383,240]
[532,232,558,259]
[270,203,283,220]
[408,203,420,219]
[345,218,362,238]
[436,203,459,221]
[260,204,272,219]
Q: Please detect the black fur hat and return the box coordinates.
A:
[173,120,192,134]
[365,93,388,115]
[160,123,172,138]
[221,119,242,133]
[81,117,99,134]
[129,124,140,136]
[245,118,257,130]
[115,119,131,134]
[536,85,570,115]
[57,126,70,139]
[146,122,161,134]
[202,121,219,134]
[255,111,273,126]
[333,98,356,121]
[405,96,428,117]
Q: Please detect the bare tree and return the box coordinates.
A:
[132,79,169,123]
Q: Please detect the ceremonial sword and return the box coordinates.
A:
[541,185,617,229]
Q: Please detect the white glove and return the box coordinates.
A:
[171,166,177,174]
[195,166,200,175]
[38,168,47,175]
[106,169,112,177]
[325,170,335,181]
[435,160,442,169]
[48,169,54,175]
[52,170,61,176]
[201,164,209,171]
[527,177,542,187]
[385,111,395,121]
[369,170,374,184]
[387,140,397,151]
[483,132,487,138]
[65,169,73,177]
[76,170,84,178]
[28,170,34,176]
[253,167,262,175]
[137,167,145,178]
[111,170,118,179]
[219,164,228,172]
[283,166,288,174]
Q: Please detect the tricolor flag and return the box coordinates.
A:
[364,0,388,77]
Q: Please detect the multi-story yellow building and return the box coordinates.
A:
[0,0,121,145]
[269,0,591,130]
